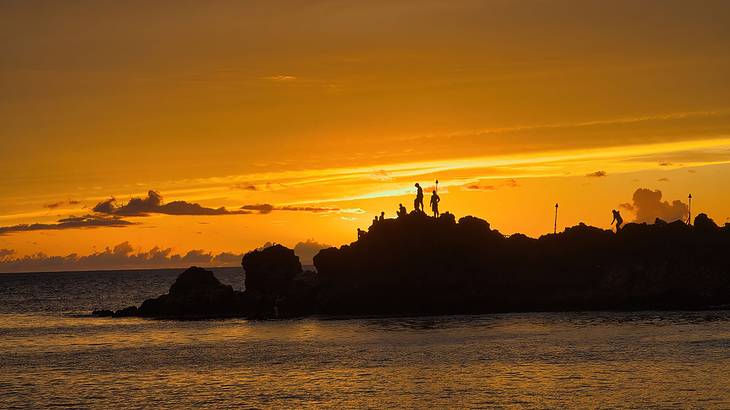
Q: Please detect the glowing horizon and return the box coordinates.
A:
[2,1,730,271]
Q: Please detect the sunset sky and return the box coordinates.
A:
[1,1,730,272]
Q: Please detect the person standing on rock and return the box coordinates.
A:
[611,209,623,232]
[430,190,440,217]
[414,183,424,212]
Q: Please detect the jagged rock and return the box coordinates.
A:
[95,212,730,320]
[92,309,114,317]
[114,306,139,317]
[136,266,246,318]
[694,213,718,231]
[242,244,302,295]
[314,212,730,315]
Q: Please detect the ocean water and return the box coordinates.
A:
[1,269,730,409]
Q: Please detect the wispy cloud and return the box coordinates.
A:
[94,190,249,217]
[400,108,730,142]
[262,75,297,82]
[0,215,134,236]
[586,170,608,177]
[240,203,360,214]
[463,178,519,191]
[44,200,81,209]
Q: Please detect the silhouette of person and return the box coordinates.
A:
[430,190,440,217]
[397,203,407,218]
[414,183,424,212]
[357,228,365,239]
[611,209,623,232]
[379,211,385,221]
[372,215,379,226]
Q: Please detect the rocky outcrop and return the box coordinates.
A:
[241,244,318,318]
[95,266,248,318]
[242,244,302,295]
[314,211,730,315]
[137,266,248,318]
[94,211,730,319]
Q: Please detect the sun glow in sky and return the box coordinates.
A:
[2,1,730,271]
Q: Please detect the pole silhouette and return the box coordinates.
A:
[554,203,559,234]
[688,193,692,225]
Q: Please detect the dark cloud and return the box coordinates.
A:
[658,177,670,182]
[0,215,134,236]
[233,184,258,191]
[233,182,286,192]
[279,205,338,212]
[94,190,249,217]
[586,170,607,177]
[0,242,246,273]
[464,178,519,191]
[44,200,81,209]
[465,184,497,191]
[241,204,275,214]
[659,162,673,166]
[623,188,688,223]
[294,239,331,265]
[241,203,339,214]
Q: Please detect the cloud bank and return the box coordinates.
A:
[0,238,335,272]
[620,188,689,223]
[1,189,353,236]
[464,179,519,191]
[0,215,134,236]
[0,242,246,273]
[94,190,249,216]
[293,239,332,265]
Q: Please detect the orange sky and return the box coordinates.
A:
[1,1,730,271]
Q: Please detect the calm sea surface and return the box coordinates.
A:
[1,268,729,409]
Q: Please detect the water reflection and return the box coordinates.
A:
[2,270,730,407]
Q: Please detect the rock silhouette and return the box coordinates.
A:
[95,211,730,319]
[314,211,730,315]
[138,266,247,318]
[94,266,247,318]
[242,244,301,295]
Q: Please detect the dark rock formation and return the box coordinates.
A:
[95,210,730,319]
[314,211,730,315]
[98,266,248,318]
[240,244,319,318]
[242,244,301,295]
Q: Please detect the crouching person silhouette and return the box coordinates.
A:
[397,203,407,218]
